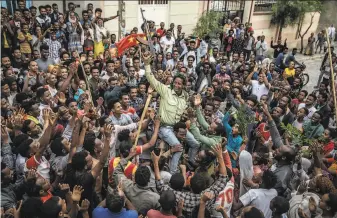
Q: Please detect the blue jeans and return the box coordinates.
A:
[159,126,200,174]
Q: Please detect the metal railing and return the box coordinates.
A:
[254,0,276,12]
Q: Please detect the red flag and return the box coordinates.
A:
[116,34,146,56]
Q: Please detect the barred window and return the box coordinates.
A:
[138,0,168,5]
[254,0,276,12]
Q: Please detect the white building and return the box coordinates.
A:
[11,0,209,37]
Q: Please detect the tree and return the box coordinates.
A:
[297,1,323,53]
[271,0,321,40]
[193,10,223,39]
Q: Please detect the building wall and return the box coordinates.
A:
[251,11,320,56]
[103,1,203,38]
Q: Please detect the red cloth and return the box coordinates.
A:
[116,34,146,56]
[323,141,334,155]
[256,122,271,141]
[156,28,166,37]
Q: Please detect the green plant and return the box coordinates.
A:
[280,123,324,147]
[193,10,223,39]
[233,105,256,137]
[271,0,322,40]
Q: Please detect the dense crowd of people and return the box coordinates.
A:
[1,1,337,218]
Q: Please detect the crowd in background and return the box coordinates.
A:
[1,1,337,218]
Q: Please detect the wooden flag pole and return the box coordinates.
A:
[133,93,152,148]
[325,29,337,127]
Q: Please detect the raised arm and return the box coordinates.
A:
[194,94,210,130]
[36,109,53,160]
[222,112,232,136]
[68,118,81,164]
[262,69,271,89]
[207,145,228,200]
[59,63,76,93]
[140,116,160,152]
[143,51,169,97]
[91,124,112,179]
[245,66,258,85]
[103,13,118,23]
[261,103,284,148]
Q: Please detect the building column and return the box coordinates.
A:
[243,0,254,24]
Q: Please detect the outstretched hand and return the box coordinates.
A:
[72,185,84,202]
[142,51,153,65]
[194,94,202,107]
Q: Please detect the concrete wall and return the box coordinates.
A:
[103,1,203,38]
[168,1,201,35]
[32,0,64,14]
[251,11,320,56]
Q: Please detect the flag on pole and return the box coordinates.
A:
[116,34,147,56]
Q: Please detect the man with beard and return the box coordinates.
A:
[261,103,296,197]
[22,100,43,131]
[35,44,56,73]
[196,62,213,93]
[277,95,295,127]
[50,3,60,24]
[180,38,207,67]
[156,22,166,37]
[36,6,51,31]
[89,66,104,101]
[315,92,331,128]
[270,37,287,59]
[298,94,317,120]
[15,109,53,186]
[129,87,144,115]
[122,46,136,71]
[302,111,324,139]
[166,50,179,70]
[101,60,117,82]
[224,29,235,59]
[42,31,61,62]
[143,51,200,174]
[160,30,175,55]
[9,9,25,34]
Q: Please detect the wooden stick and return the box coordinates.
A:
[133,93,152,148]
[325,29,337,127]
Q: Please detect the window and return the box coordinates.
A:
[138,0,168,5]
[254,0,276,12]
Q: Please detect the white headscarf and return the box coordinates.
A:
[239,150,254,197]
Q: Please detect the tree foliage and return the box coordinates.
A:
[193,10,223,38]
[233,105,256,137]
[271,0,322,39]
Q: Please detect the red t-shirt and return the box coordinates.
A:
[156,28,166,37]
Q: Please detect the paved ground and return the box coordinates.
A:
[296,53,324,93]
[295,44,336,93]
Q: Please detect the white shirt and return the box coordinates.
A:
[166,59,177,72]
[160,36,175,54]
[251,80,269,101]
[198,77,209,93]
[298,103,317,120]
[136,68,145,78]
[214,181,234,218]
[240,188,278,218]
[328,26,335,37]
